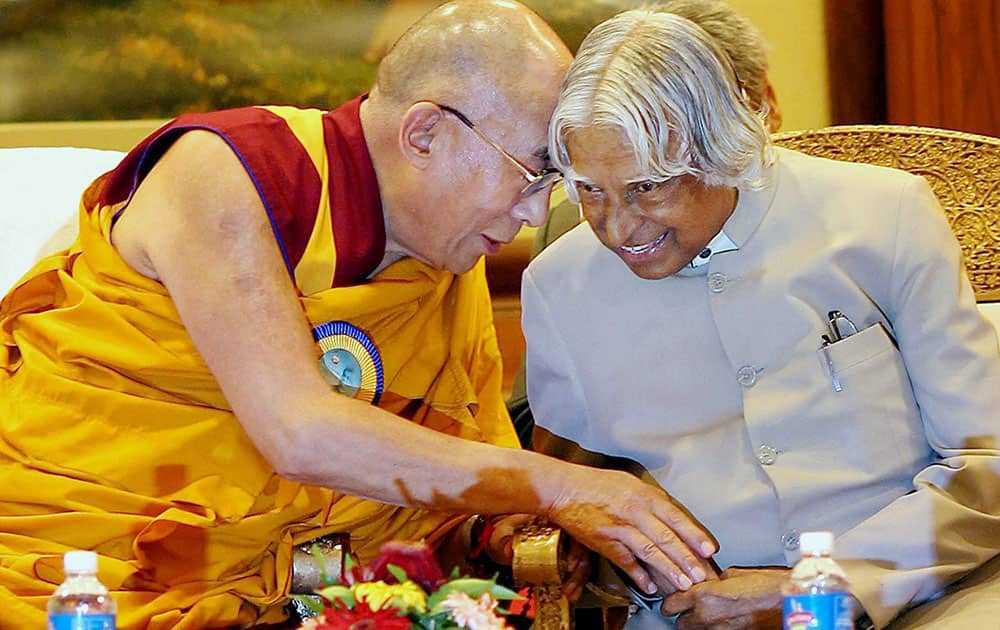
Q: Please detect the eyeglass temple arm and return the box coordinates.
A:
[436,103,537,180]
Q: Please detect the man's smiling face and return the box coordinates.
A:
[565,124,737,280]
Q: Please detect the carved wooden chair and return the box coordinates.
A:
[511,124,1000,629]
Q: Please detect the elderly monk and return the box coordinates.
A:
[524,6,1000,629]
[0,2,716,628]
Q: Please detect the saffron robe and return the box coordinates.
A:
[0,98,516,628]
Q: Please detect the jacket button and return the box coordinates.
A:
[757,444,778,465]
[737,365,759,387]
[708,272,728,293]
[782,530,801,551]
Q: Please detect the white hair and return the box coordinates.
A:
[549,9,774,202]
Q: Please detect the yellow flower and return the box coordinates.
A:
[353,580,428,613]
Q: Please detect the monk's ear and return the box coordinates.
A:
[398,102,444,169]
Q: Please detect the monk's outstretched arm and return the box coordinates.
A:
[111,130,716,593]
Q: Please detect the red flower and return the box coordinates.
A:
[313,600,413,630]
[350,541,446,593]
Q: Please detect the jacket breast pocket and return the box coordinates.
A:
[814,322,928,468]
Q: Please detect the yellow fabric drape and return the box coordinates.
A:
[0,170,515,626]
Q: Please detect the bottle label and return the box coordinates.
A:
[783,593,853,630]
[48,613,116,630]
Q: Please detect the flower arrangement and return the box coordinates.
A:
[293,540,523,630]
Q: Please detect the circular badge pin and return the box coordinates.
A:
[311,321,384,404]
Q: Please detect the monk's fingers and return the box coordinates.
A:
[644,563,679,598]
[650,497,717,560]
[628,511,712,589]
[545,469,713,592]
[598,539,658,595]
[600,526,703,593]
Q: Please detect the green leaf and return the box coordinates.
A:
[316,584,355,607]
[416,612,462,630]
[412,611,457,630]
[309,543,337,586]
[386,563,409,583]
[426,578,524,611]
[289,594,325,616]
[451,578,523,599]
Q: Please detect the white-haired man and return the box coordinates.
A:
[524,6,1000,629]
[508,0,783,447]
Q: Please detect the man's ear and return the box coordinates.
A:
[398,102,444,169]
[764,81,782,133]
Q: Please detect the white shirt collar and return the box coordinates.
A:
[687,229,738,269]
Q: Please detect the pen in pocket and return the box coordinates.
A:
[826,310,858,342]
[820,309,857,392]
[820,343,842,392]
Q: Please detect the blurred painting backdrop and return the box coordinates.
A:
[0,0,652,123]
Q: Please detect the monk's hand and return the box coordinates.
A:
[544,467,716,596]
[661,566,788,629]
[647,556,720,598]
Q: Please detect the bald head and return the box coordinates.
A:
[361,1,570,274]
[373,0,569,112]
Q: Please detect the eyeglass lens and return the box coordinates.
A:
[521,169,562,198]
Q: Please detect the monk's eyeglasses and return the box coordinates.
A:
[434,103,562,199]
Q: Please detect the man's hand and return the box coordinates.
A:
[661,566,788,629]
[545,467,717,596]
[486,514,531,566]
[562,537,593,602]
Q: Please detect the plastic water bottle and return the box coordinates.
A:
[782,531,854,630]
[47,550,117,630]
